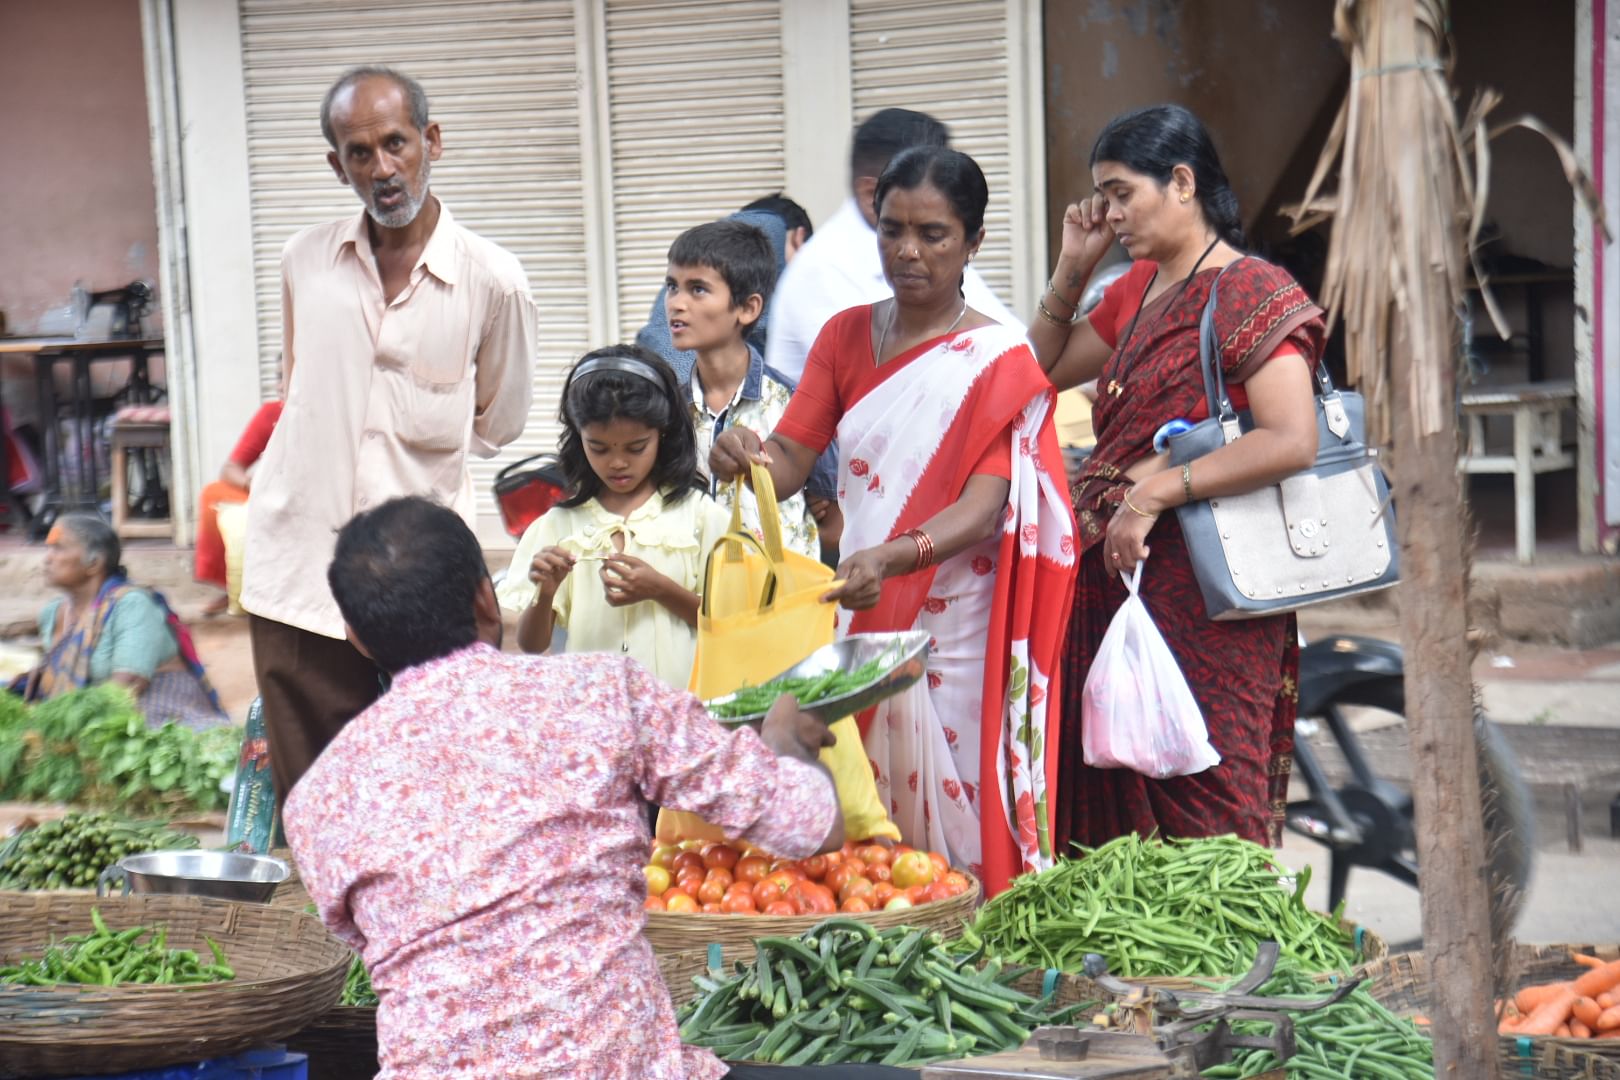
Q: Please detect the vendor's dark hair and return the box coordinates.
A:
[1090,104,1245,249]
[851,108,951,182]
[667,219,777,317]
[875,145,989,240]
[58,514,126,579]
[557,345,698,509]
[328,497,485,674]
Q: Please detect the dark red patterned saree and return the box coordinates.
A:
[1055,257,1326,854]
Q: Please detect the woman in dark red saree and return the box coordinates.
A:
[1029,105,1327,852]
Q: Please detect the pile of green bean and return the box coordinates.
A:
[340,953,377,1006]
[677,918,1094,1067]
[1201,966,1433,1080]
[959,835,1359,978]
[708,655,889,719]
[0,907,235,987]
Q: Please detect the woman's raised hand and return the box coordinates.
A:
[1060,194,1114,273]
[823,547,888,611]
[709,427,768,483]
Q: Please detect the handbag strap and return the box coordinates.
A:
[1198,259,1341,442]
[700,528,779,618]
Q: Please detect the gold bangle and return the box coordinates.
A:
[1121,491,1158,519]
[1181,463,1195,503]
[1045,280,1079,316]
[1036,299,1070,327]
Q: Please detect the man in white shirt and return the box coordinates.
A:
[764,108,1021,383]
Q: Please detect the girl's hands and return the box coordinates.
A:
[600,553,671,607]
[528,546,575,597]
[1060,194,1115,271]
[710,427,768,484]
[1102,489,1156,576]
[823,546,888,611]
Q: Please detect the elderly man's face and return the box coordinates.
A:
[325,76,441,229]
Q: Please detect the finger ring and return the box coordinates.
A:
[1112,552,1121,561]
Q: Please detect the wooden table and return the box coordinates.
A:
[1459,380,1577,564]
[0,336,165,536]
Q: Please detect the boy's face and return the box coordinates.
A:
[664,262,761,354]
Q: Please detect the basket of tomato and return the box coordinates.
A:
[640,839,979,959]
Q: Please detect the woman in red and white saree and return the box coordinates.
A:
[711,147,1075,897]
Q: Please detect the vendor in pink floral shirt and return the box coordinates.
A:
[284,496,843,1080]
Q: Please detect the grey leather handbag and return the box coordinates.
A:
[1165,268,1399,620]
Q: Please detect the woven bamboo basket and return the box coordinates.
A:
[642,871,980,964]
[1363,945,1620,1072]
[287,1004,378,1080]
[265,846,314,913]
[0,893,350,1078]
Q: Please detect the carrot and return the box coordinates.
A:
[1573,959,1620,997]
[1518,986,1580,1036]
[1573,952,1607,968]
[1597,1004,1620,1032]
[1598,991,1619,1010]
[1573,996,1604,1027]
[1499,1017,1523,1035]
[1517,982,1572,1013]
[1570,1020,1593,1039]
[1599,1029,1620,1039]
[1556,1023,1572,1037]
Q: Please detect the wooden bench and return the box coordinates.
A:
[1459,381,1576,564]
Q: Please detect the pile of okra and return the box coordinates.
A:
[676,917,1092,1067]
[0,907,235,987]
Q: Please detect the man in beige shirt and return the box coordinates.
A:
[241,66,536,806]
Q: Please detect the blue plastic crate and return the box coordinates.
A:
[58,1047,307,1080]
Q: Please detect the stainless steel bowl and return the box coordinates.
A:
[98,850,291,904]
[705,630,932,725]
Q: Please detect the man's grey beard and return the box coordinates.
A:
[365,158,431,229]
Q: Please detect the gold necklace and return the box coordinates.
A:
[875,297,969,364]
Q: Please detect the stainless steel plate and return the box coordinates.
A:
[705,630,932,725]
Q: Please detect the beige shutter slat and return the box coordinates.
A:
[238,0,588,531]
[849,0,1017,304]
[603,0,785,343]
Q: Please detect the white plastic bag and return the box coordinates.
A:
[1081,563,1220,779]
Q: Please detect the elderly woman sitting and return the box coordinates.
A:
[25,515,227,730]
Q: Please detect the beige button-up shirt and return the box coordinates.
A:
[241,204,536,639]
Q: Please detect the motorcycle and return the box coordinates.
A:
[1289,633,1535,922]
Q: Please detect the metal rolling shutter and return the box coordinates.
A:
[849,0,1018,305]
[237,0,588,529]
[603,0,785,342]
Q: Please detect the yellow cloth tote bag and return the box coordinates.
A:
[657,464,898,844]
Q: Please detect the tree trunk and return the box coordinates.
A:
[1390,318,1500,1079]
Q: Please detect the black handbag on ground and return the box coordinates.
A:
[1165,264,1399,620]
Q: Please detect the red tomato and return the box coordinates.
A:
[841,840,860,857]
[700,902,722,914]
[753,874,793,908]
[822,851,845,867]
[838,876,875,904]
[867,862,892,884]
[644,894,667,912]
[904,885,929,904]
[778,866,808,882]
[927,851,950,876]
[893,844,914,856]
[721,892,757,915]
[883,895,914,911]
[941,871,971,897]
[696,878,727,905]
[734,855,771,884]
[872,882,898,905]
[856,844,892,867]
[649,845,680,871]
[891,852,936,889]
[762,900,797,916]
[702,844,740,871]
[725,880,754,899]
[841,896,873,913]
[825,864,857,894]
[675,872,705,895]
[705,867,734,890]
[801,855,829,882]
[664,892,699,914]
[798,883,838,915]
[672,851,706,875]
[923,881,954,904]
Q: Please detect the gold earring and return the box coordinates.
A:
[1180,192,1192,203]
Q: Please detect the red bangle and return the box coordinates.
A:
[902,528,935,570]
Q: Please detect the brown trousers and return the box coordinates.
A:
[248,615,383,811]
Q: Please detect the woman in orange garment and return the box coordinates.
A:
[195,400,282,614]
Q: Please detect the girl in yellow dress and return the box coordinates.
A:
[497,346,729,689]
